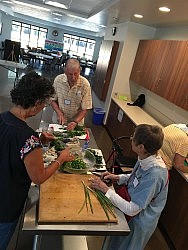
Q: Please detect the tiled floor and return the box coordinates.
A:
[0,63,169,249]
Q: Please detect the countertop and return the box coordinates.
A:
[111,97,188,182]
[111,97,163,128]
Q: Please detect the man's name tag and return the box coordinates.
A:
[64,99,71,105]
[133,177,139,187]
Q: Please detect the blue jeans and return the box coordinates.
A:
[0,219,18,250]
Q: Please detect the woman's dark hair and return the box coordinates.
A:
[133,124,164,155]
[10,71,55,109]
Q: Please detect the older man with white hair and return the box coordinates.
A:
[51,58,92,130]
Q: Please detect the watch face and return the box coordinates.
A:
[112,27,117,36]
[52,30,58,36]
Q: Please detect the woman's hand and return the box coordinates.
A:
[57,147,75,164]
[40,131,55,145]
[89,177,109,194]
[101,171,120,182]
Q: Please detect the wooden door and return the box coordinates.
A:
[130,40,162,89]
[93,40,107,93]
[130,40,151,86]
[92,40,119,101]
[166,41,188,110]
[151,41,188,102]
[130,39,188,111]
[101,41,119,101]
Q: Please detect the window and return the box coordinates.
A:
[63,34,95,60]
[11,21,48,49]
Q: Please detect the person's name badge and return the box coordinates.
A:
[133,177,139,187]
[64,99,71,105]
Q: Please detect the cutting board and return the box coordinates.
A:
[38,172,118,224]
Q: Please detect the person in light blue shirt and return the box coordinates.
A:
[90,124,169,250]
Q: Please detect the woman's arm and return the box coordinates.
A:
[106,189,141,216]
[90,177,141,216]
[24,147,74,184]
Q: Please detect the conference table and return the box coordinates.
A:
[28,51,53,60]
[21,128,130,249]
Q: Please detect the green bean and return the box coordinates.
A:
[78,182,116,220]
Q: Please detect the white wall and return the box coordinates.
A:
[155,26,188,40]
[0,12,12,42]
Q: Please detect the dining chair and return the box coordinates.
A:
[56,54,66,70]
[20,48,31,65]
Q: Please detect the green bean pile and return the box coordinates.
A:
[59,158,87,172]
[79,181,116,220]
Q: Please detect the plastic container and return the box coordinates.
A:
[92,108,105,125]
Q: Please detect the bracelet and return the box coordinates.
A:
[73,120,78,124]
[54,159,61,168]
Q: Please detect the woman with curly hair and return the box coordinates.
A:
[0,71,74,249]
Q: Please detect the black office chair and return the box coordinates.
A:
[20,48,31,64]
[56,54,66,70]
[106,136,137,174]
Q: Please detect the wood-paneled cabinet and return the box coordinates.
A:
[105,99,137,159]
[130,40,163,89]
[92,40,119,101]
[159,168,188,250]
[130,40,188,110]
[166,42,188,110]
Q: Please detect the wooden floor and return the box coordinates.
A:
[0,62,169,250]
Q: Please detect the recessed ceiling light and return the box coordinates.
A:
[13,1,50,11]
[54,17,61,21]
[159,6,171,12]
[45,1,68,9]
[2,1,12,3]
[52,12,63,17]
[134,14,144,19]
[99,24,107,28]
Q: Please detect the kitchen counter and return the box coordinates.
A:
[111,97,163,127]
[111,97,188,182]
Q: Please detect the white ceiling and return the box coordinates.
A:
[1,0,188,36]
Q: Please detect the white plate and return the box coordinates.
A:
[49,123,67,132]
[49,123,86,139]
[76,134,87,140]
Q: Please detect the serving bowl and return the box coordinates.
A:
[59,149,96,174]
